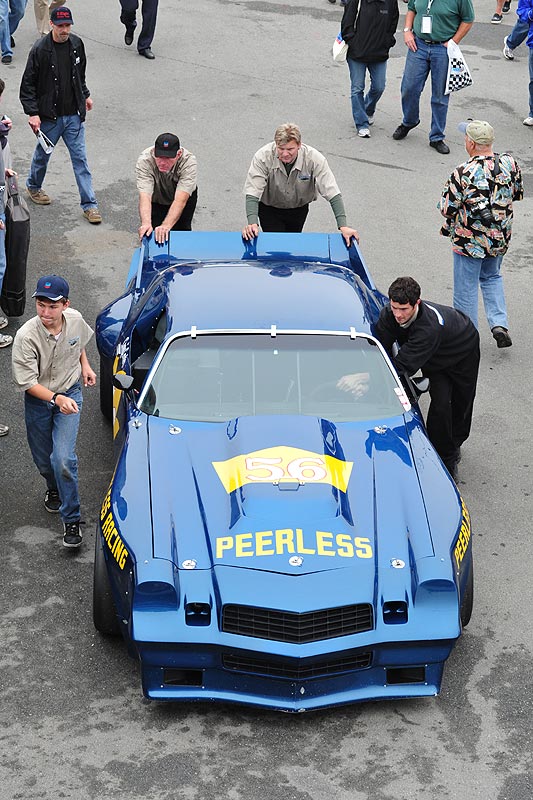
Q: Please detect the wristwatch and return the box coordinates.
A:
[48,392,60,408]
[403,27,413,32]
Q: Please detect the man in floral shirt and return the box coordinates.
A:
[438,120,523,347]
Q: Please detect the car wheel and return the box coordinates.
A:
[99,353,113,422]
[93,531,121,636]
[460,558,474,628]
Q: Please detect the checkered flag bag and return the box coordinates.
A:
[445,40,473,94]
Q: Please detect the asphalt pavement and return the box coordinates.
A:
[0,1,532,799]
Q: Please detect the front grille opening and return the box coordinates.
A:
[185,602,211,626]
[163,668,203,687]
[222,652,372,680]
[382,600,408,624]
[386,666,426,685]
[222,604,374,643]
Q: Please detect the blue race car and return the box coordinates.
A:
[94,231,473,711]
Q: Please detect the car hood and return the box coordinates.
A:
[148,414,434,585]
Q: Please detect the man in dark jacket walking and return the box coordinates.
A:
[19,6,101,223]
[341,0,399,137]
[374,276,480,480]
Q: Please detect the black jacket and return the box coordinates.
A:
[19,32,90,122]
[341,0,399,63]
[374,301,479,377]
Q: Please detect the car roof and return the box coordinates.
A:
[160,261,373,335]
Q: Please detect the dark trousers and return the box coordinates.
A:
[119,0,159,51]
[424,341,480,468]
[258,202,309,233]
[151,188,198,231]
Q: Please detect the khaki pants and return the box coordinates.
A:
[34,0,65,35]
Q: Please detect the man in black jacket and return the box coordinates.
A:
[374,276,480,480]
[19,6,101,224]
[341,0,399,138]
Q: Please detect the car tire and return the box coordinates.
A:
[460,558,474,628]
[99,353,113,422]
[93,531,121,636]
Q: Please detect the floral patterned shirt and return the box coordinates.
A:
[438,153,523,258]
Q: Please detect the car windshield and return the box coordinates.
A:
[139,333,406,422]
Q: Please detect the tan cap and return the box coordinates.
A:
[458,120,494,145]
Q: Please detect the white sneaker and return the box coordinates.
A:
[523,117,533,126]
[358,128,371,138]
[0,332,13,348]
[0,315,7,329]
[503,36,514,60]
[367,115,375,125]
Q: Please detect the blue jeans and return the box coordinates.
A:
[27,115,98,210]
[401,37,450,142]
[24,383,83,523]
[506,16,529,49]
[529,46,533,117]
[452,251,508,330]
[0,0,12,57]
[347,58,387,130]
[0,211,5,294]
[9,0,27,34]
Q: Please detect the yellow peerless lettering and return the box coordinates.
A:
[336,533,355,558]
[275,528,295,555]
[354,537,373,558]
[100,489,111,522]
[255,531,275,556]
[235,533,254,557]
[316,530,335,556]
[296,528,316,554]
[216,536,233,559]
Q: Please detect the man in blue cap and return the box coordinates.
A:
[12,275,96,549]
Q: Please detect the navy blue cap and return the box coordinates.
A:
[33,275,70,301]
[51,6,73,25]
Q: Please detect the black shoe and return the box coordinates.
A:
[124,27,134,45]
[392,122,418,140]
[10,36,15,48]
[1,55,12,64]
[502,0,511,12]
[492,326,512,347]
[44,489,61,513]
[139,47,155,59]
[430,140,450,154]
[63,521,82,549]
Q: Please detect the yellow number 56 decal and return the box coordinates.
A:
[213,446,353,494]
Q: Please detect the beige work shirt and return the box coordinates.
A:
[136,147,197,205]
[243,142,341,209]
[12,308,94,393]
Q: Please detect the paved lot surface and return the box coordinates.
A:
[0,1,532,798]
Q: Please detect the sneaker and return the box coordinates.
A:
[523,117,533,126]
[503,36,514,60]
[63,521,82,549]
[392,122,418,140]
[44,489,61,513]
[492,326,512,347]
[0,423,8,436]
[367,115,375,125]
[358,128,371,138]
[1,55,12,64]
[27,187,51,205]
[502,0,511,11]
[0,333,13,348]
[83,207,102,224]
[491,13,503,22]
[0,315,7,329]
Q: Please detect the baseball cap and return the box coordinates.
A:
[51,6,74,25]
[458,120,494,145]
[154,133,180,158]
[32,275,70,301]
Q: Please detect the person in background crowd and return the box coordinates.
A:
[119,0,159,60]
[12,275,96,549]
[438,120,523,347]
[34,0,65,36]
[19,6,102,223]
[136,132,198,243]
[0,76,14,348]
[491,0,511,23]
[341,0,399,138]
[374,276,480,481]
[392,0,474,154]
[517,0,533,125]
[503,7,529,58]
[242,122,359,245]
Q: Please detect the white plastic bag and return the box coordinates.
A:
[332,32,348,63]
[445,40,473,94]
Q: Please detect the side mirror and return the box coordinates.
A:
[401,373,430,402]
[112,372,134,392]
[411,376,430,394]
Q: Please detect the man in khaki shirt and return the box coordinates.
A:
[136,132,197,244]
[242,123,359,245]
[12,274,96,549]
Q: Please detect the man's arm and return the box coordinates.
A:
[153,190,191,244]
[19,47,41,131]
[80,349,96,387]
[138,191,153,239]
[26,383,80,414]
[450,21,473,45]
